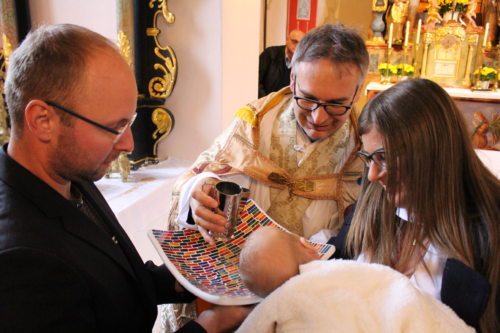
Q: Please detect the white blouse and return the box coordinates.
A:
[357,208,447,300]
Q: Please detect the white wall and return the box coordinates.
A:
[156,0,224,161]
[28,0,261,162]
[265,0,288,47]
[159,0,261,160]
[29,0,116,40]
[221,1,261,127]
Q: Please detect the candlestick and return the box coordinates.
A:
[415,19,422,45]
[483,22,489,48]
[404,21,410,47]
[388,23,393,49]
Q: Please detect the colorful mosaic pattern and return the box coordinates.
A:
[149,199,335,305]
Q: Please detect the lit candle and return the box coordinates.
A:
[404,21,410,47]
[416,19,422,45]
[388,23,393,49]
[483,22,489,47]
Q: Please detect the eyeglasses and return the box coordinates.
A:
[45,101,137,143]
[293,81,358,117]
[357,148,386,170]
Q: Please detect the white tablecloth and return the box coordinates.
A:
[476,149,500,179]
[96,158,191,265]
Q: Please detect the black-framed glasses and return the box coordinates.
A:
[357,148,386,170]
[293,81,359,116]
[45,101,136,143]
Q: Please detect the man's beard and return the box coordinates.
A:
[49,129,115,183]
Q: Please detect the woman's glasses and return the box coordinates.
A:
[357,148,386,170]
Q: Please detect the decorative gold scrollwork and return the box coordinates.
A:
[268,172,315,195]
[152,107,173,139]
[149,0,175,24]
[117,30,132,67]
[1,34,13,64]
[147,3,178,99]
[148,45,177,98]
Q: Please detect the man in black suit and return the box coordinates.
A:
[0,24,249,333]
[258,29,305,98]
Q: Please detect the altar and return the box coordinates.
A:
[96,157,191,265]
[365,81,500,150]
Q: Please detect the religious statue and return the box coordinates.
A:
[482,0,498,47]
[462,0,478,27]
[472,112,491,149]
[387,0,410,43]
[471,112,500,150]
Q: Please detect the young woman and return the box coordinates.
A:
[332,79,499,332]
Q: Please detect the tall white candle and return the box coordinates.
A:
[416,19,422,45]
[404,21,410,47]
[388,23,393,49]
[483,22,490,47]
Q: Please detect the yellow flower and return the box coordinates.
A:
[378,63,397,75]
[476,66,498,81]
[397,63,415,76]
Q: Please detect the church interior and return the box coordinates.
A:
[0,1,498,332]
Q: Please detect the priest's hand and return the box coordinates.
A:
[190,178,227,245]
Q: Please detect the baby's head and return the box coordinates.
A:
[239,226,320,297]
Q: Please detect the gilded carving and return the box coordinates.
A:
[1,33,12,62]
[149,0,175,24]
[117,30,132,67]
[148,45,177,98]
[151,107,173,139]
[147,6,178,99]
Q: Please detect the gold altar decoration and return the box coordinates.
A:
[367,0,499,90]
[419,22,481,87]
[111,0,178,178]
[0,0,25,146]
[109,0,136,182]
[117,30,133,67]
[146,7,177,99]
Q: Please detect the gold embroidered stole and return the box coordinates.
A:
[168,87,362,231]
[265,105,353,235]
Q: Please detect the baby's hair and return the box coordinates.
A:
[240,227,301,297]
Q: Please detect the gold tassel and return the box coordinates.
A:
[234,105,257,127]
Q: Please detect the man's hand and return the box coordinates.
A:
[190,178,228,245]
[195,305,253,333]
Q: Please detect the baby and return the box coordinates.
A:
[237,227,474,333]
[239,226,320,297]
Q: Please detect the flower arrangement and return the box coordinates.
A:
[438,0,453,16]
[397,63,415,77]
[454,0,468,13]
[475,66,498,81]
[438,0,468,16]
[378,63,397,76]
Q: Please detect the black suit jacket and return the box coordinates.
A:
[329,204,491,332]
[0,147,203,332]
[258,45,291,98]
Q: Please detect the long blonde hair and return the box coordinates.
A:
[347,79,499,332]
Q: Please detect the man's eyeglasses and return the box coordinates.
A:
[45,101,136,143]
[357,148,386,170]
[293,81,358,117]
